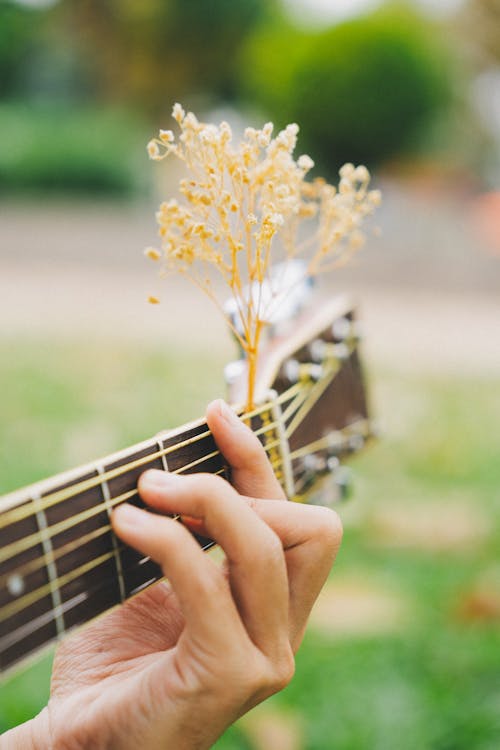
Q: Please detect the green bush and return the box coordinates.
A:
[0,2,40,99]
[240,4,454,172]
[0,102,147,196]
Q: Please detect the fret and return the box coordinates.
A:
[0,498,56,674]
[96,462,126,603]
[105,442,164,500]
[39,468,121,633]
[32,492,65,638]
[158,423,228,550]
[268,391,295,499]
[156,438,169,472]
[159,422,226,476]
[258,403,283,482]
[104,443,165,598]
[0,418,256,677]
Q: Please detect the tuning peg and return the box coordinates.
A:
[348,433,365,452]
[303,454,326,473]
[309,339,348,363]
[309,339,350,364]
[283,358,300,383]
[307,363,324,382]
[333,465,353,501]
[224,359,245,386]
[327,455,340,472]
[332,342,350,361]
[282,359,324,383]
[332,316,364,344]
[332,316,352,341]
[309,338,325,363]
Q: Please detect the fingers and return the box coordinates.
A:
[242,499,343,649]
[206,399,286,501]
[112,503,246,650]
[136,469,290,656]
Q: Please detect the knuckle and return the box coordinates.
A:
[260,648,296,696]
[313,506,343,552]
[220,646,295,702]
[272,648,296,691]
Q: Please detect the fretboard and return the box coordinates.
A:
[0,398,296,678]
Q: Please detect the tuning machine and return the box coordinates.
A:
[282,358,324,384]
[301,462,354,507]
[331,316,363,343]
[308,339,350,364]
[224,359,245,386]
[331,465,353,501]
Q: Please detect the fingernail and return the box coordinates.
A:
[114,503,147,527]
[216,399,241,425]
[140,469,176,489]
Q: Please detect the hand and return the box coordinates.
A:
[3,400,342,750]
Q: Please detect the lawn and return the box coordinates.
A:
[1,336,499,749]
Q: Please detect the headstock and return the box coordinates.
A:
[225,291,374,505]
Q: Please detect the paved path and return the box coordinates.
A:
[1,185,499,374]
[1,261,499,375]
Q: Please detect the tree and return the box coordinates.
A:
[240,4,454,172]
[57,0,276,115]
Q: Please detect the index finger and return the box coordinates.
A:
[206,399,286,501]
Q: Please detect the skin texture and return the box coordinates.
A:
[2,400,342,750]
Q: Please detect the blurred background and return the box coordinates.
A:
[0,0,499,747]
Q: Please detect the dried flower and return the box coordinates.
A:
[146,104,381,407]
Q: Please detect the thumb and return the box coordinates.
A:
[206,399,286,500]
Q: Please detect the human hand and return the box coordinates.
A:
[3,400,342,750]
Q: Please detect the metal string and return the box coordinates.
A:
[0,384,302,531]
[0,533,217,657]
[0,433,283,571]
[0,439,286,621]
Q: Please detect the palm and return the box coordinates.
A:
[51,582,184,697]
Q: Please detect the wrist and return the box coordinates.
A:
[1,708,51,750]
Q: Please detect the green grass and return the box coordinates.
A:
[1,337,499,748]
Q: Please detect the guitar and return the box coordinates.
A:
[0,293,373,681]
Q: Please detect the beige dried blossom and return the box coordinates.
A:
[146,104,381,407]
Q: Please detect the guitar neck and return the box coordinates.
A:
[0,407,242,679]
[0,305,371,680]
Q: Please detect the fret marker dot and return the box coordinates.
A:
[7,574,25,597]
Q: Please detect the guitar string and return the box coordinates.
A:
[1,379,330,586]
[0,405,263,529]
[0,433,283,568]
[0,424,290,590]
[0,445,283,625]
[0,383,303,531]
[285,360,342,439]
[1,427,370,654]
[0,467,230,623]
[1,525,116,584]
[269,419,371,474]
[279,382,314,424]
[287,423,367,461]
[280,338,357,433]
[0,533,218,656]
[0,377,361,596]
[7,415,320,593]
[1,365,364,662]
[2,421,372,653]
